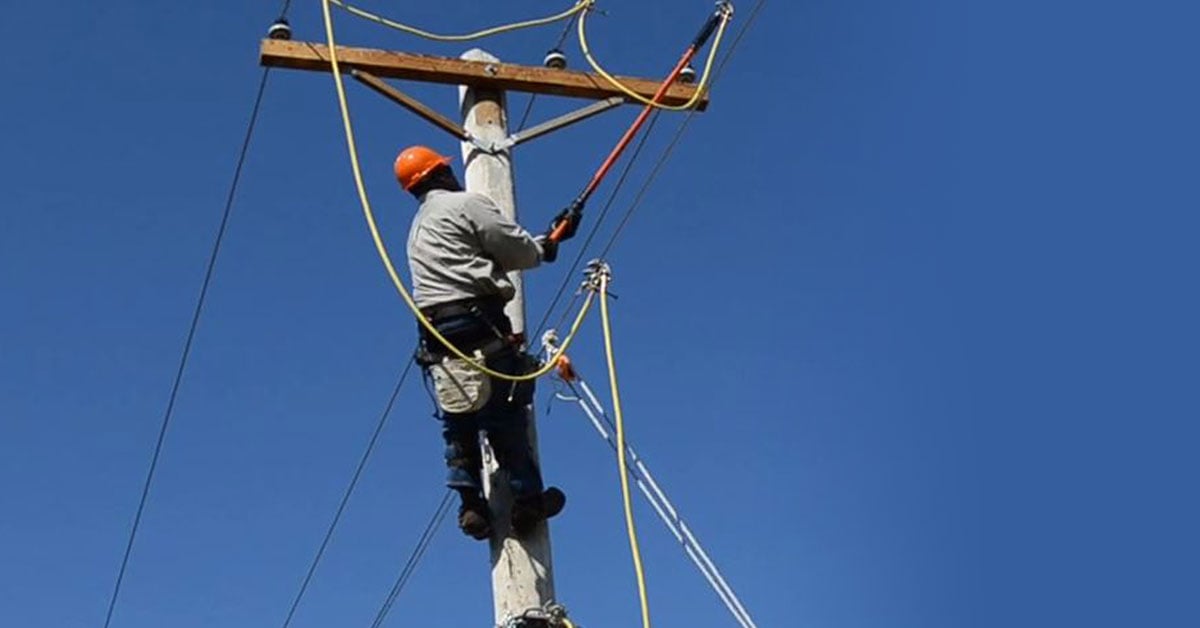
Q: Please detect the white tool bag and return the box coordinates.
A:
[430,350,491,414]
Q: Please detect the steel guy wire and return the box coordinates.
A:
[369,489,456,628]
[515,10,582,132]
[598,0,768,260]
[281,356,418,628]
[532,110,663,339]
[537,0,769,337]
[101,66,273,628]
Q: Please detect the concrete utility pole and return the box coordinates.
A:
[458,48,555,625]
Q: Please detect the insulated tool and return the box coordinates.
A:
[548,2,733,243]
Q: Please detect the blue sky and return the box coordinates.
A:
[3,1,1193,627]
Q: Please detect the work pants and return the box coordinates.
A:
[424,310,543,500]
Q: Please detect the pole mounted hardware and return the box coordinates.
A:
[500,602,576,628]
[352,71,624,154]
[267,18,292,41]
[543,48,568,69]
[260,40,709,109]
[351,70,472,142]
[582,259,613,296]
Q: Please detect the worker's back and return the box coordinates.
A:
[407,189,542,309]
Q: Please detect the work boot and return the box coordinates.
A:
[458,494,492,540]
[511,487,566,537]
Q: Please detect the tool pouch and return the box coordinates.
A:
[430,350,491,415]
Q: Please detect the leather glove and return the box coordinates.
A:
[548,206,582,242]
[535,235,559,263]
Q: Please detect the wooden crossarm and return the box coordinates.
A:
[260,39,709,110]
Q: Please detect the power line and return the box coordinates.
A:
[515,11,581,132]
[598,0,768,259]
[101,66,274,628]
[533,0,768,338]
[369,490,456,628]
[280,357,418,628]
[532,111,663,339]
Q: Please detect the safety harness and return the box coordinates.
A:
[416,296,535,414]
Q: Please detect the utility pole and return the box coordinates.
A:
[458,48,555,625]
[260,25,708,627]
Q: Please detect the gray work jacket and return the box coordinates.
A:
[406,189,545,309]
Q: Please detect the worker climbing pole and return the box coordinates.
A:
[259,1,746,626]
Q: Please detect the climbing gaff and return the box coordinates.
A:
[548,2,734,243]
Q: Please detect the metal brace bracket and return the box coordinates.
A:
[470,97,626,155]
[351,69,491,152]
[498,96,625,151]
[352,71,625,156]
[499,602,576,628]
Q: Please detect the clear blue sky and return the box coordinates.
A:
[2,1,1194,627]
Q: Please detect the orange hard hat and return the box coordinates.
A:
[394,146,452,191]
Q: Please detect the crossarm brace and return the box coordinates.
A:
[354,70,626,154]
[502,97,625,150]
[351,70,469,142]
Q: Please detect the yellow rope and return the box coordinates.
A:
[599,272,652,628]
[577,4,732,111]
[331,0,590,42]
[320,0,592,382]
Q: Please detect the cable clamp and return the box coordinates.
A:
[582,259,614,297]
[500,602,576,628]
[580,0,604,16]
[541,330,578,383]
[465,133,508,155]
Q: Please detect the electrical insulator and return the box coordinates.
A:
[267,18,292,41]
[543,48,568,70]
[678,65,697,84]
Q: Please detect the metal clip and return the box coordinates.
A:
[499,602,576,628]
[582,259,616,298]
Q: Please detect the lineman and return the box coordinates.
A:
[396,146,579,540]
